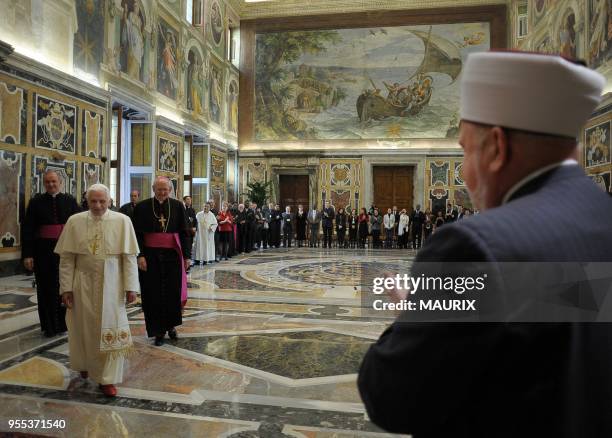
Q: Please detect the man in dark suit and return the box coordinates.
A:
[358,52,612,437]
[307,205,321,248]
[409,204,425,249]
[321,200,335,248]
[119,190,140,219]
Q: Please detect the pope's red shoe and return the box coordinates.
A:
[99,384,117,397]
[80,371,88,379]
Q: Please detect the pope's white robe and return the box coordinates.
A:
[194,211,218,262]
[55,210,140,385]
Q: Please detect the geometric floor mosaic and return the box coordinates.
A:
[0,247,413,437]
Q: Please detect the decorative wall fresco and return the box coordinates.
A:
[207,0,226,59]
[0,0,238,143]
[227,75,239,134]
[587,0,612,70]
[512,0,612,85]
[74,0,105,76]
[0,82,25,145]
[120,0,147,82]
[0,151,24,248]
[157,18,180,100]
[254,22,490,141]
[35,95,76,153]
[162,0,182,17]
[32,156,77,197]
[318,159,362,211]
[186,48,205,115]
[209,60,224,126]
[532,0,548,28]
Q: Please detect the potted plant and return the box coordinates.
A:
[243,181,272,206]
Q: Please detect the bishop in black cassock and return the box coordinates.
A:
[132,177,191,346]
[21,171,80,337]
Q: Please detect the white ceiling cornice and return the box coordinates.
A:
[236,0,509,20]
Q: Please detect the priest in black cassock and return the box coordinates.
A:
[132,176,191,346]
[22,170,80,337]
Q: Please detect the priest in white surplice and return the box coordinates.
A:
[55,184,139,397]
[194,203,218,264]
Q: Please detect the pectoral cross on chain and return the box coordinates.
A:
[159,214,167,230]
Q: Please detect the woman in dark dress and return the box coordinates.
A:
[335,207,347,248]
[348,208,358,248]
[295,204,307,247]
[358,208,369,249]
[434,211,445,231]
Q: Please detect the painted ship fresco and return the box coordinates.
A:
[357,28,463,122]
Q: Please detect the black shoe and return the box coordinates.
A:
[44,330,56,338]
[154,336,164,346]
[168,328,178,340]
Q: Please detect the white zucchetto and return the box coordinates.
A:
[460,51,606,138]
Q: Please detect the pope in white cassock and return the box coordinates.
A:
[55,184,140,397]
[194,203,218,264]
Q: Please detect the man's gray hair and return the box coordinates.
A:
[86,183,110,200]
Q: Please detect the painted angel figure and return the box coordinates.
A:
[121,0,145,80]
[159,27,178,96]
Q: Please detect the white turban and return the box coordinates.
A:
[460,51,606,138]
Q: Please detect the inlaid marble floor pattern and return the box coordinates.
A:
[0,248,414,437]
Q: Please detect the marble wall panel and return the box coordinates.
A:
[82,162,100,191]
[318,159,362,211]
[424,158,467,214]
[0,82,25,145]
[0,150,24,248]
[35,95,76,154]
[584,103,612,194]
[82,110,103,158]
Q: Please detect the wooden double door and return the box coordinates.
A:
[373,166,414,212]
[279,174,309,213]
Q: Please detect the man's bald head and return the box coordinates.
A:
[152,176,172,202]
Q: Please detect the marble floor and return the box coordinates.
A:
[0,247,414,437]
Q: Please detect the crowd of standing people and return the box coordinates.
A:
[186,197,477,263]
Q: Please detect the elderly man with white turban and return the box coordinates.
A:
[55,184,139,397]
[359,52,612,437]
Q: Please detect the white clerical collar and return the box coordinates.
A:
[502,159,578,205]
[48,192,59,198]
